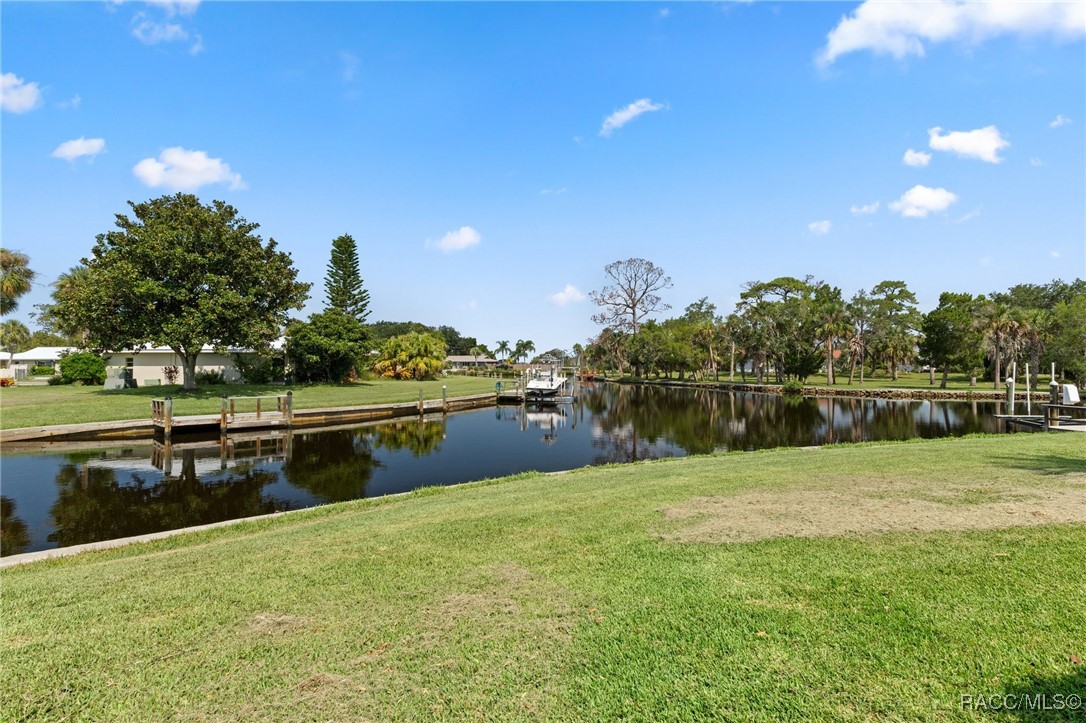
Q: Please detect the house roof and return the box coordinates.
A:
[10,347,75,362]
[445,355,497,363]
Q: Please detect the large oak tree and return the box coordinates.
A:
[52,194,310,389]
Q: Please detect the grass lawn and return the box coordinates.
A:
[632,371,1063,393]
[3,434,1084,720]
[0,376,499,431]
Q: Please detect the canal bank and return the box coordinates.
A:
[0,392,497,443]
[601,377,1057,402]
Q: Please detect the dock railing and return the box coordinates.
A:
[220,392,293,432]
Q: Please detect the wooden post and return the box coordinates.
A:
[256,396,262,419]
[419,388,424,416]
[1046,404,1060,429]
[286,391,293,427]
[1050,362,1059,404]
[442,385,447,414]
[221,394,228,433]
[163,439,173,477]
[164,396,173,439]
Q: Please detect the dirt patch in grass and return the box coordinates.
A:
[245,612,307,636]
[657,478,1086,544]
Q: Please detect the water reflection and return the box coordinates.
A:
[2,383,1007,556]
[1,496,30,556]
[48,450,289,549]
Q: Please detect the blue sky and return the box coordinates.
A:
[3,1,1084,354]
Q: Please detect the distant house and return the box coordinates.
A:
[445,354,498,370]
[1,343,281,386]
[106,342,283,386]
[2,347,75,377]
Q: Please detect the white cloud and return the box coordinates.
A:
[928,125,1009,163]
[599,98,665,137]
[59,94,82,110]
[903,148,931,167]
[432,226,481,253]
[132,13,188,44]
[1050,114,1072,128]
[953,208,981,224]
[548,284,587,306]
[133,147,246,191]
[658,8,670,19]
[818,0,1085,67]
[146,0,201,17]
[1,73,43,113]
[890,185,958,218]
[188,33,204,55]
[540,187,567,196]
[850,201,880,215]
[807,220,832,236]
[339,51,360,82]
[52,137,106,162]
[1050,250,1061,258]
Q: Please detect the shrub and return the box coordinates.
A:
[195,369,226,385]
[0,377,14,387]
[29,365,56,376]
[233,353,282,384]
[59,352,106,385]
[162,365,180,385]
[781,379,804,396]
[47,375,66,386]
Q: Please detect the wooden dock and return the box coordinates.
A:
[150,388,482,438]
[152,393,294,437]
[997,403,1086,432]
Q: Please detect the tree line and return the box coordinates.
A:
[0,194,503,389]
[582,258,1086,387]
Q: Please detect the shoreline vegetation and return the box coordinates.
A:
[3,434,1084,720]
[0,372,1067,434]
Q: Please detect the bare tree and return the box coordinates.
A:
[590,258,672,332]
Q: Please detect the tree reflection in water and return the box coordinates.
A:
[48,450,288,549]
[282,430,380,503]
[581,383,1000,461]
[1,496,30,556]
[372,418,446,457]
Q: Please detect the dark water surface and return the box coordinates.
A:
[1,383,1010,556]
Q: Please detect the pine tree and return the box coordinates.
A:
[324,234,370,322]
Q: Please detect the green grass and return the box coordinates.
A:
[0,376,499,430]
[4,434,1084,720]
[628,371,1062,393]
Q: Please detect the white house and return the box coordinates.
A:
[106,343,283,386]
[445,354,498,370]
[1,346,75,378]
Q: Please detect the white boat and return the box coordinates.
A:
[525,365,569,398]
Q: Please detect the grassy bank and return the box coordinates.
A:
[0,376,499,431]
[614,371,1064,393]
[4,434,1084,720]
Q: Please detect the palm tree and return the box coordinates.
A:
[469,344,484,368]
[0,249,36,316]
[977,302,1016,389]
[518,339,536,364]
[815,295,850,385]
[1,320,31,367]
[495,340,511,364]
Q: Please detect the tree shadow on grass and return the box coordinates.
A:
[991,453,1086,477]
[983,666,1086,721]
[86,382,377,401]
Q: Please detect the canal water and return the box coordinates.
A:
[1,383,1010,556]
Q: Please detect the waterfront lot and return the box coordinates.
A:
[3,434,1084,720]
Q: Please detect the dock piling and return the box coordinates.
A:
[221,394,228,433]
